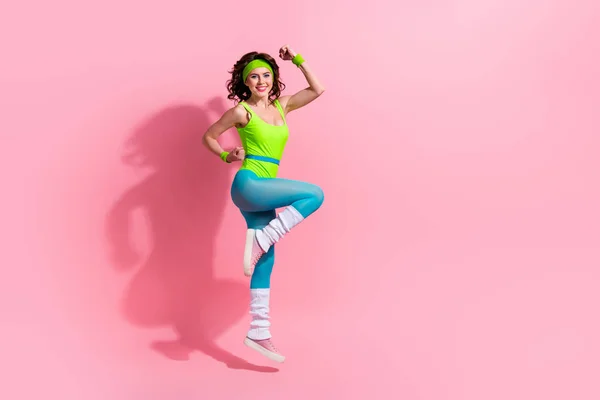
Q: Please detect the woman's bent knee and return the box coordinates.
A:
[311,185,324,209]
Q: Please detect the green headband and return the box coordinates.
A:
[242,59,274,82]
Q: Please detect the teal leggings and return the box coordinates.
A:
[230,169,324,289]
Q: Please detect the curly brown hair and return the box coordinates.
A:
[226,52,286,103]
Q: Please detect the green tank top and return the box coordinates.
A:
[237,99,290,178]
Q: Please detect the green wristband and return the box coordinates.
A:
[292,53,305,67]
[220,151,230,163]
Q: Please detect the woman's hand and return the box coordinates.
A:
[279,44,297,61]
[227,146,245,162]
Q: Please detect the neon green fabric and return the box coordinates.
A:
[237,99,289,178]
[292,53,305,66]
[220,151,229,163]
[243,59,274,82]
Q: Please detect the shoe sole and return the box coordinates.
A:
[244,337,285,363]
[243,229,255,277]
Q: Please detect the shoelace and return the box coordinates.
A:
[251,245,265,266]
[264,339,279,352]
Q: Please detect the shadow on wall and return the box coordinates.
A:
[104,97,277,372]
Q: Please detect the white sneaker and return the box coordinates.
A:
[243,229,265,277]
[244,337,285,363]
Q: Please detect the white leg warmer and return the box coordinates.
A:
[255,206,304,251]
[247,288,271,340]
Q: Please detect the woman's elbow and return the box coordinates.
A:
[202,132,213,148]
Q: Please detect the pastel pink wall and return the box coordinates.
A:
[2,0,599,399]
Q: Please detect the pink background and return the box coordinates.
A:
[2,0,599,399]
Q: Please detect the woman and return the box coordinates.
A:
[202,45,325,363]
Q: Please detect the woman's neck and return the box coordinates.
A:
[246,96,271,108]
